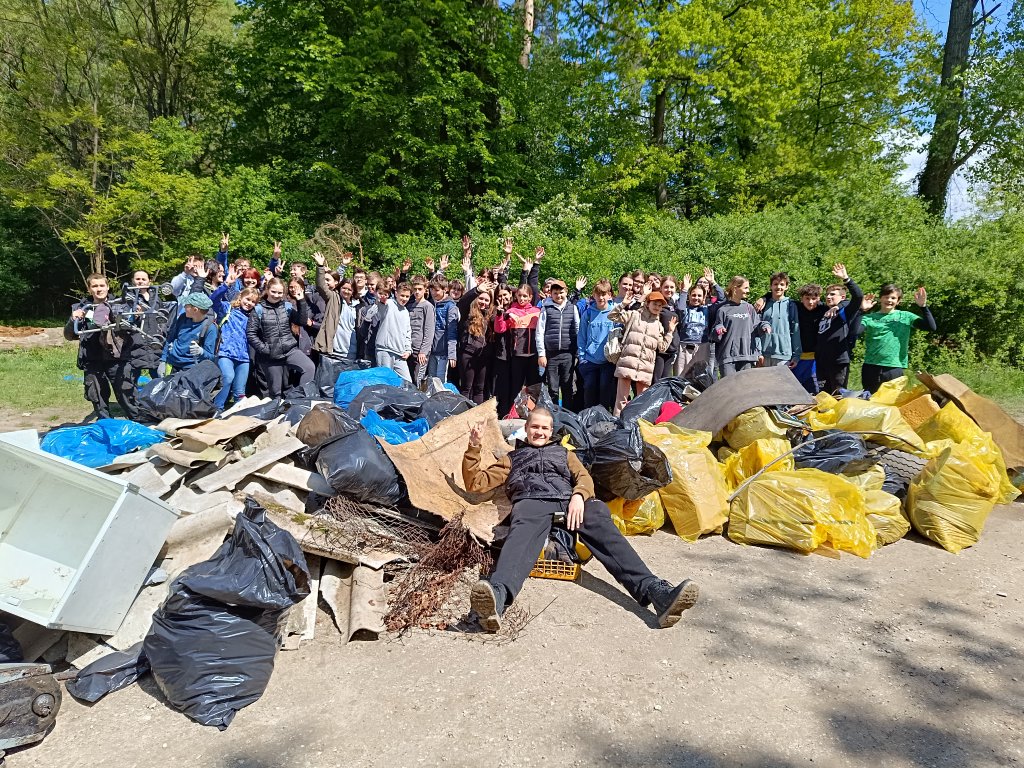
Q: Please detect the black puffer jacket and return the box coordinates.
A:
[506,443,574,504]
[247,299,299,360]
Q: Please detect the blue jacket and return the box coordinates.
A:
[431,298,460,359]
[578,302,615,365]
[217,305,251,363]
[163,315,218,369]
[209,283,238,323]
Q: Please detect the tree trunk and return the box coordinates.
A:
[917,0,978,217]
[653,84,668,210]
[519,0,535,68]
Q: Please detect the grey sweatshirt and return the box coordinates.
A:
[375,299,412,355]
[713,300,763,364]
[407,298,436,359]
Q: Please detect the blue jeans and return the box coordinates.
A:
[579,359,616,411]
[215,358,250,409]
[427,353,450,383]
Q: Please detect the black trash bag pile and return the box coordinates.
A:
[530,387,595,464]
[577,406,622,442]
[282,381,320,401]
[231,397,284,420]
[589,424,672,501]
[296,404,403,507]
[314,357,370,398]
[137,360,220,420]
[793,431,871,474]
[348,383,426,422]
[419,390,473,427]
[66,643,150,703]
[618,377,691,424]
[68,501,309,730]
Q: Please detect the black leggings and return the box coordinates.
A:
[861,363,903,394]
[263,348,315,397]
[459,344,492,404]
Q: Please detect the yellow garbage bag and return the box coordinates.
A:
[729,469,876,558]
[610,492,665,536]
[807,397,924,451]
[723,407,788,449]
[722,438,794,492]
[871,376,929,406]
[844,464,886,491]
[907,439,1009,553]
[917,403,1019,504]
[638,421,729,542]
[717,445,736,463]
[864,489,909,546]
[815,391,839,410]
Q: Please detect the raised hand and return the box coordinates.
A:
[461,253,473,276]
[424,257,435,273]
[275,259,286,277]
[914,286,927,306]
[498,253,511,273]
[516,252,534,272]
[668,315,678,331]
[312,251,326,267]
[575,276,587,291]
[534,246,545,262]
[220,232,229,251]
[502,237,514,256]
[272,240,282,259]
[439,253,450,271]
[682,273,692,292]
[401,258,412,274]
[462,234,473,258]
[703,266,715,284]
[862,293,876,312]
[469,420,485,447]
[226,265,238,285]
[832,263,849,280]
[476,279,495,294]
[194,260,209,279]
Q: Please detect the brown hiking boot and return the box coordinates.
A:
[650,579,699,628]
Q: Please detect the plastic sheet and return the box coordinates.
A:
[792,431,871,474]
[361,410,430,444]
[589,424,672,500]
[332,366,405,410]
[40,419,164,468]
[143,500,310,729]
[722,437,794,493]
[608,493,665,536]
[618,377,691,425]
[299,407,403,507]
[347,383,426,421]
[722,407,788,449]
[66,643,150,703]
[907,437,1019,553]
[864,489,909,546]
[137,360,221,420]
[638,420,729,541]
[729,469,876,558]
[314,356,370,398]
[806,396,925,451]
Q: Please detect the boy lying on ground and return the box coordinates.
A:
[462,407,699,632]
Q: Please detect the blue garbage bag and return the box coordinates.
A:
[41,419,164,468]
[332,367,404,410]
[360,411,430,445]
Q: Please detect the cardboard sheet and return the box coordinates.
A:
[379,399,511,543]
[176,415,266,446]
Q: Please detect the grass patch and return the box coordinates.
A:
[0,316,65,328]
[0,345,86,411]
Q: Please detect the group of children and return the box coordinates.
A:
[65,234,937,421]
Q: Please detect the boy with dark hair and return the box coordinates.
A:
[815,263,864,394]
[464,408,699,632]
[536,279,580,406]
[758,272,802,368]
[64,274,140,421]
[367,284,413,381]
[427,277,460,382]
[856,283,936,393]
[795,283,826,393]
[406,275,436,386]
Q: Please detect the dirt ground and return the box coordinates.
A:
[8,500,1022,768]
[0,327,67,352]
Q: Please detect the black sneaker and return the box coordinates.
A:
[649,579,699,628]
[470,581,504,633]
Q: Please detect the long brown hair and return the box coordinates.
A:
[467,291,495,337]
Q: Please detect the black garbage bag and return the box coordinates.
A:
[418,390,473,427]
[282,380,319,401]
[0,618,23,663]
[314,356,370,398]
[348,383,427,422]
[589,425,672,501]
[297,406,403,507]
[280,397,319,426]
[66,643,150,703]
[577,406,622,442]
[142,500,310,730]
[231,397,284,420]
[618,377,691,424]
[793,430,871,474]
[137,360,220,420]
[551,408,594,466]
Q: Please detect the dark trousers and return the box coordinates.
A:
[493,357,513,419]
[652,352,674,383]
[579,360,616,411]
[817,361,850,394]
[543,351,575,407]
[719,359,755,377]
[263,348,315,397]
[861,363,903,394]
[84,360,139,420]
[459,346,492,404]
[407,356,427,389]
[489,498,658,608]
[508,355,539,410]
